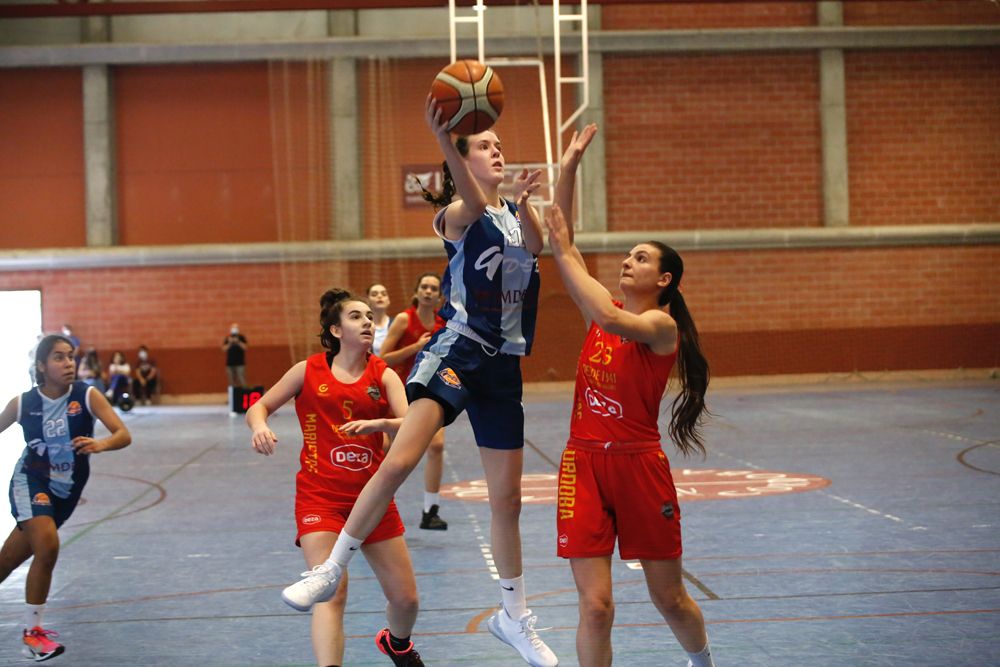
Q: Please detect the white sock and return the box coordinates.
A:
[499,575,527,620]
[687,642,715,667]
[423,492,440,513]
[23,604,43,630]
[324,531,363,569]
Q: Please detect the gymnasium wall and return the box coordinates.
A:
[0,3,998,395]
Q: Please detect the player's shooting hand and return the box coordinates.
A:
[251,427,278,456]
[425,94,450,139]
[340,419,383,436]
[560,123,598,172]
[72,436,108,454]
[513,168,542,207]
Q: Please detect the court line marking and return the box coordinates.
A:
[70,472,167,526]
[712,449,923,529]
[76,607,996,635]
[442,438,501,581]
[61,439,223,549]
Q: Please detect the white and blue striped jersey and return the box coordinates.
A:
[433,199,540,356]
[15,382,94,498]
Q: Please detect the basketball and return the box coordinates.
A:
[430,59,505,136]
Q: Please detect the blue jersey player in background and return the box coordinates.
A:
[0,334,131,662]
[280,95,561,667]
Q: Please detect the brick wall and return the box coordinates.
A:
[0,6,998,393]
[0,68,86,248]
[1,244,996,393]
[846,49,1000,225]
[604,52,823,230]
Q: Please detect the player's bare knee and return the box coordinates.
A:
[489,492,521,521]
[30,546,59,571]
[376,457,416,488]
[652,588,689,618]
[579,594,615,629]
[386,589,419,617]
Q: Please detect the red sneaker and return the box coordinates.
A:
[22,626,65,662]
[375,627,425,666]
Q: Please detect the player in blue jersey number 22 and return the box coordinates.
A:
[0,334,132,662]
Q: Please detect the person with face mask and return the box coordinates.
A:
[222,324,248,388]
[132,345,159,406]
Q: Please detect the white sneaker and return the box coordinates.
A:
[486,605,558,667]
[281,562,342,611]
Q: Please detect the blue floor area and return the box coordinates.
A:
[0,379,997,666]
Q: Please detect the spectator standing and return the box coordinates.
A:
[223,324,248,387]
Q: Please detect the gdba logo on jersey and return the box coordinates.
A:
[331,444,373,472]
[66,401,82,416]
[474,246,537,281]
[585,387,624,419]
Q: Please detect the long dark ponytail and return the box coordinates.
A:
[318,288,354,357]
[417,136,470,210]
[648,241,710,458]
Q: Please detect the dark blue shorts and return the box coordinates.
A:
[9,471,82,529]
[406,328,524,450]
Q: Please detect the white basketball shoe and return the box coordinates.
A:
[486,604,558,667]
[281,561,342,611]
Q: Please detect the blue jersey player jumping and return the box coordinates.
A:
[0,334,131,662]
[280,94,560,667]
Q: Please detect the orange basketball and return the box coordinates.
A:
[430,59,504,136]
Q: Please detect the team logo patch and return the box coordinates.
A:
[31,493,51,507]
[661,503,675,520]
[331,444,373,472]
[585,387,624,419]
[558,533,569,548]
[437,368,462,388]
[66,401,82,417]
[302,514,321,525]
[317,384,329,395]
[367,384,382,402]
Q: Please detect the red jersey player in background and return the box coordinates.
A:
[246,288,424,667]
[379,273,449,531]
[544,125,716,667]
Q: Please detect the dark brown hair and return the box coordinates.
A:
[647,241,710,458]
[318,288,355,356]
[417,136,470,210]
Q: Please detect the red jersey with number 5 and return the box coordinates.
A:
[570,303,677,445]
[294,352,390,506]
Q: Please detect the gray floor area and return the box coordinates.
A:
[0,379,997,666]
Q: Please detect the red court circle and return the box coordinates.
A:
[440,469,830,504]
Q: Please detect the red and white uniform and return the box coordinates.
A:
[557,303,682,560]
[392,305,445,382]
[293,352,404,545]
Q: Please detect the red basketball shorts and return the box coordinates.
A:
[556,440,682,561]
[295,498,404,547]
